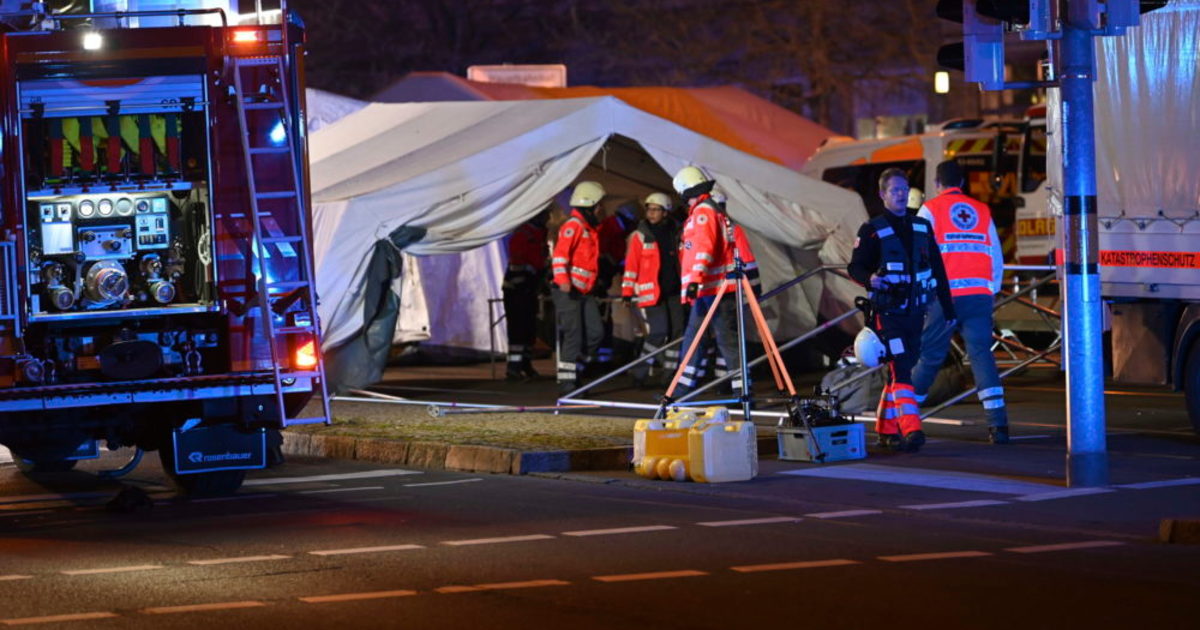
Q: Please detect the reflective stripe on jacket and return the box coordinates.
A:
[552,210,599,293]
[919,188,1001,297]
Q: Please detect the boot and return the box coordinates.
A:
[875,433,903,451]
[901,430,926,453]
[988,425,1010,445]
[520,362,540,380]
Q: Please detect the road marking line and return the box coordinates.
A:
[697,517,800,527]
[1006,541,1125,554]
[879,551,992,562]
[900,500,1009,510]
[404,479,483,488]
[0,575,32,581]
[435,585,480,594]
[441,534,554,546]
[300,590,417,603]
[308,544,424,556]
[593,570,707,582]
[140,601,266,615]
[781,464,1054,495]
[474,579,570,590]
[1016,488,1113,502]
[61,564,164,576]
[187,555,291,566]
[298,486,386,495]
[562,525,676,536]
[242,470,422,487]
[0,612,120,625]
[805,509,883,519]
[732,559,859,572]
[1115,478,1200,490]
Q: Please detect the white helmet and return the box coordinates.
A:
[672,166,713,196]
[569,181,605,208]
[853,327,888,368]
[643,192,673,212]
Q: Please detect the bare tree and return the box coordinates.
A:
[290,0,941,132]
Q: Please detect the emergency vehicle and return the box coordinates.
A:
[801,111,1051,265]
[1046,1,1200,433]
[0,0,329,494]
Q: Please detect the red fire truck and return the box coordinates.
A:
[0,1,328,495]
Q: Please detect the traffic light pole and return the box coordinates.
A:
[1059,19,1107,487]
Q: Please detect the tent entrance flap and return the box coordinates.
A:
[324,226,426,394]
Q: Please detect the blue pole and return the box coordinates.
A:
[1060,21,1108,486]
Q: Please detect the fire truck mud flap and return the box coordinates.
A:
[168,424,266,476]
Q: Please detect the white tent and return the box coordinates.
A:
[309,96,867,358]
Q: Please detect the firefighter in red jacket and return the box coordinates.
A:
[503,211,548,381]
[552,181,605,394]
[672,166,753,396]
[622,192,682,387]
[694,186,760,385]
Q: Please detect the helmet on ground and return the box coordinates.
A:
[853,327,888,368]
[569,181,605,208]
[672,166,714,197]
[643,192,673,212]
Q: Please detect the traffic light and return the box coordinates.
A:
[936,0,1006,90]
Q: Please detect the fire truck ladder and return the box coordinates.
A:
[232,56,331,429]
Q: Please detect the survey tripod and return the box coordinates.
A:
[652,212,826,459]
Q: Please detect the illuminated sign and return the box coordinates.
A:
[1100,250,1200,269]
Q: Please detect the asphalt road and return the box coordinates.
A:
[2,443,1198,629]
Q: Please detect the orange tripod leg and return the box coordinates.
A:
[742,276,796,396]
[664,282,728,399]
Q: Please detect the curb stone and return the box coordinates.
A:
[281,431,632,475]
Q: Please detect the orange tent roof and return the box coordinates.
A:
[374,72,835,170]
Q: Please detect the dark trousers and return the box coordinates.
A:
[676,294,742,395]
[632,297,685,381]
[553,288,603,384]
[503,280,538,375]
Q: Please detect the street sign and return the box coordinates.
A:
[467,64,567,87]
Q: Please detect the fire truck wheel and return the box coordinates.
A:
[13,457,77,474]
[1185,339,1200,435]
[157,448,246,497]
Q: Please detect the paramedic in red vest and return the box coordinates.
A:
[848,168,955,453]
[503,211,548,381]
[673,166,750,396]
[621,192,682,387]
[552,181,605,394]
[911,159,1009,443]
